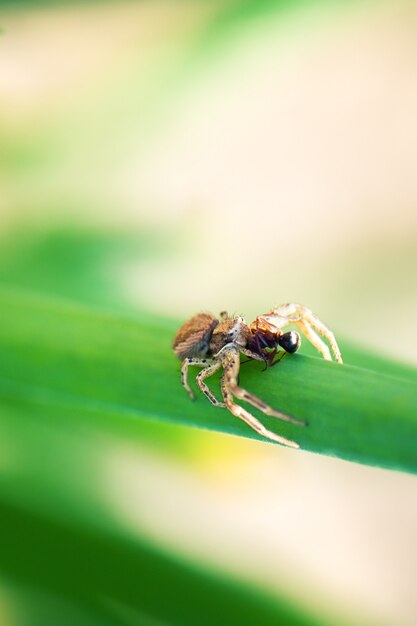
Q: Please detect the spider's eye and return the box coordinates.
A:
[278,331,300,353]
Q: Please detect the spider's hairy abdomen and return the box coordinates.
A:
[173,312,218,360]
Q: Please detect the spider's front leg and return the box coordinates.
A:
[181,357,225,406]
[196,361,225,408]
[266,303,343,363]
[219,348,302,449]
[181,357,213,400]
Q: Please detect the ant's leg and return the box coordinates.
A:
[196,361,225,407]
[181,358,213,400]
[270,351,286,366]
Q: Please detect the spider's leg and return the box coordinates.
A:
[239,347,268,370]
[233,354,303,424]
[300,310,343,363]
[181,357,213,400]
[223,388,300,448]
[272,303,343,363]
[236,350,302,422]
[233,383,305,426]
[219,349,300,448]
[297,320,332,361]
[196,360,225,407]
[239,347,266,362]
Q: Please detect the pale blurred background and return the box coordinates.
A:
[0,1,417,625]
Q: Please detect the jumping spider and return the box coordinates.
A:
[173,304,343,449]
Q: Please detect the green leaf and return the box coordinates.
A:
[1,285,416,473]
[0,498,326,626]
[0,224,174,313]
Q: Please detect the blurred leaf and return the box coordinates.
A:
[1,286,416,473]
[202,0,300,42]
[0,499,322,626]
[0,225,174,312]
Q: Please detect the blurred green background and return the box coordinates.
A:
[1,1,417,625]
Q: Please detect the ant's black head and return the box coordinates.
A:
[278,331,300,354]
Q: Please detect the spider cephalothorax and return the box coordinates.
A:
[173,304,342,448]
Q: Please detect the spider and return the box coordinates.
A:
[173,304,343,449]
